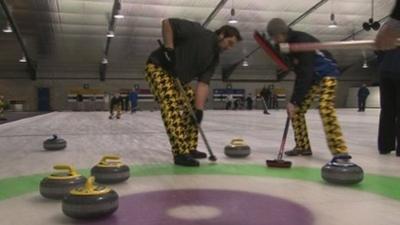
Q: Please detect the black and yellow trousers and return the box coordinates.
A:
[145,63,198,156]
[292,77,348,155]
[110,104,122,117]
[0,100,5,118]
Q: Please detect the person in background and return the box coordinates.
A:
[0,95,7,121]
[103,92,110,111]
[269,85,279,109]
[266,85,273,108]
[246,93,254,110]
[124,93,130,112]
[272,92,279,109]
[129,88,139,113]
[120,94,126,111]
[109,93,123,119]
[76,93,84,111]
[376,48,400,156]
[357,84,370,112]
[260,86,271,114]
[233,97,239,110]
[225,93,233,110]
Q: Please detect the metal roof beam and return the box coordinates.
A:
[0,0,37,80]
[99,0,121,81]
[202,0,228,27]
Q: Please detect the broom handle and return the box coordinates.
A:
[156,39,217,161]
[174,78,216,160]
[280,39,400,53]
[261,96,269,111]
[278,117,290,160]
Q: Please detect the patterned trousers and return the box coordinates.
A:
[145,63,198,156]
[110,104,121,118]
[292,77,348,155]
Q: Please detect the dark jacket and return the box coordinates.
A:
[260,87,271,99]
[285,29,339,105]
[129,92,138,102]
[76,94,83,102]
[377,48,400,79]
[110,96,123,106]
[148,18,220,85]
[358,87,370,98]
[391,0,400,20]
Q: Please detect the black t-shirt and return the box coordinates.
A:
[148,18,220,85]
[285,29,337,105]
[110,97,123,105]
[377,48,400,79]
[76,94,83,102]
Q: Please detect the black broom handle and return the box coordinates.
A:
[156,40,217,161]
[278,117,290,160]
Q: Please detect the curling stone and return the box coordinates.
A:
[91,155,130,184]
[321,154,364,185]
[224,138,251,158]
[43,135,67,151]
[40,165,86,199]
[62,176,119,219]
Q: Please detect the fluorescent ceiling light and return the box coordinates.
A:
[242,59,249,67]
[228,18,238,24]
[107,31,115,37]
[19,56,27,63]
[2,24,12,33]
[114,14,124,19]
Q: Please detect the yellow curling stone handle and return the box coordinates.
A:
[70,176,111,196]
[48,164,80,179]
[231,138,245,146]
[85,176,96,192]
[97,155,123,167]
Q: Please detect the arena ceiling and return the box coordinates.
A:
[0,0,395,80]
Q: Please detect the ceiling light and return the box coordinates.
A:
[107,31,115,37]
[2,24,12,33]
[328,13,337,28]
[19,56,26,63]
[328,22,337,29]
[242,59,249,67]
[228,18,238,24]
[228,18,239,24]
[114,13,124,19]
[114,14,124,19]
[228,8,238,24]
[362,61,368,69]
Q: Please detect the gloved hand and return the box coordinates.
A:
[194,109,203,124]
[161,47,175,72]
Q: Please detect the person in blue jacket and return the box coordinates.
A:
[129,88,139,113]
